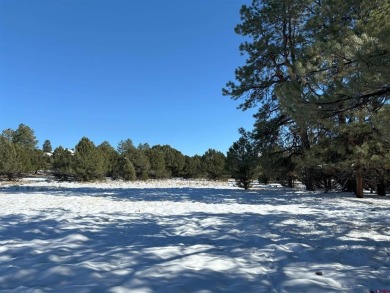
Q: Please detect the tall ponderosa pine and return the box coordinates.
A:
[225,0,389,196]
[12,124,38,150]
[297,0,390,197]
[223,0,318,191]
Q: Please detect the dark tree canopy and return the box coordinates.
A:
[42,140,52,153]
[226,129,259,190]
[224,0,390,196]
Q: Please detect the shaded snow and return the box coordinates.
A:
[0,179,389,292]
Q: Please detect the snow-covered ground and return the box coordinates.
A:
[0,178,389,293]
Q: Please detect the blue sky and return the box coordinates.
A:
[0,0,255,156]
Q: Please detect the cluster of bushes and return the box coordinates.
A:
[0,124,229,182]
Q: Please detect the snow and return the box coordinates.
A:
[0,178,389,292]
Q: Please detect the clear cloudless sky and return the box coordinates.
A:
[0,0,256,156]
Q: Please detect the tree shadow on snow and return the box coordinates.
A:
[0,183,367,207]
[0,202,389,292]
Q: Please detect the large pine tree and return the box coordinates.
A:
[225,0,389,196]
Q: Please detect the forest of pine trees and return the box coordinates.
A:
[0,124,228,182]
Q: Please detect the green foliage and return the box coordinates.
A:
[97,141,119,178]
[1,124,248,183]
[0,137,19,180]
[12,124,38,150]
[117,139,134,155]
[145,148,169,179]
[42,140,52,153]
[226,130,259,189]
[0,124,38,179]
[225,0,390,195]
[52,146,75,180]
[73,137,105,181]
[13,144,34,176]
[117,140,151,180]
[153,145,185,177]
[183,155,204,179]
[202,149,226,180]
[138,143,150,151]
[1,129,14,141]
[116,155,136,181]
[131,148,151,180]
[30,149,48,173]
[261,149,297,187]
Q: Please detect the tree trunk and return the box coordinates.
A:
[355,168,364,198]
[288,176,294,188]
[304,167,315,191]
[300,130,315,191]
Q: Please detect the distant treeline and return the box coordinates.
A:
[0,123,389,195]
[0,124,229,182]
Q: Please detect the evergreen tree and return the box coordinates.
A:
[145,148,169,179]
[0,137,18,180]
[152,145,185,177]
[117,139,150,179]
[183,155,204,179]
[259,147,297,187]
[370,105,390,195]
[30,149,48,174]
[42,140,52,153]
[225,0,389,196]
[298,0,389,197]
[130,148,151,180]
[117,155,136,181]
[73,137,104,181]
[138,143,150,151]
[202,149,226,180]
[52,146,75,180]
[226,129,259,190]
[12,123,38,150]
[1,129,14,142]
[223,0,317,190]
[0,124,38,178]
[117,139,134,155]
[97,141,119,178]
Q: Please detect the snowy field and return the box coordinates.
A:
[0,178,389,293]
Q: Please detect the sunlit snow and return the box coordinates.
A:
[0,178,389,292]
